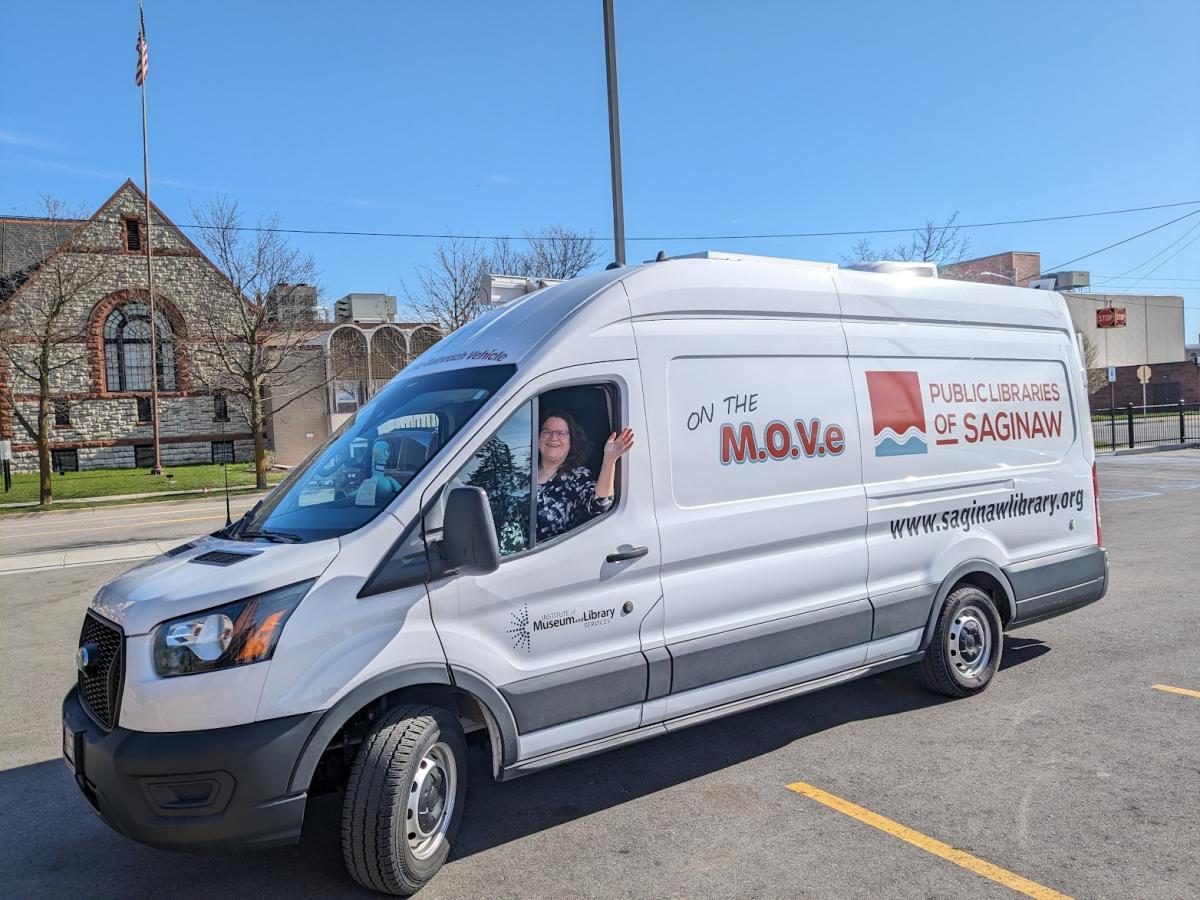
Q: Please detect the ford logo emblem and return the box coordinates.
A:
[76,643,99,673]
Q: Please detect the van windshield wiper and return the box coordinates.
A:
[240,529,304,544]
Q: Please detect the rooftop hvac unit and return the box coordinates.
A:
[1053,271,1090,290]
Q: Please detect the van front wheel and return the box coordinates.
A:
[918,585,1003,698]
[341,704,467,896]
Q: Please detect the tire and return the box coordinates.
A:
[341,703,467,896]
[917,585,1003,698]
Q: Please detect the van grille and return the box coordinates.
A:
[77,611,124,730]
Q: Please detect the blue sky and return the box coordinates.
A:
[2,0,1198,340]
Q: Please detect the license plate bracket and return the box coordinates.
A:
[63,721,78,774]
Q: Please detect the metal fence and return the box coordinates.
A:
[1092,402,1200,451]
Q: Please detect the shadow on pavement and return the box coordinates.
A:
[1,636,1045,896]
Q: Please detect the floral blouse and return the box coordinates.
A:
[537,466,613,541]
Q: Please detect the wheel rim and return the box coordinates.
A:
[406,741,456,860]
[948,604,993,680]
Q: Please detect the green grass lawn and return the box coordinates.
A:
[1,462,284,505]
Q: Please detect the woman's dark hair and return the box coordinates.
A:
[539,409,592,470]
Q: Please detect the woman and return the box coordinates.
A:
[537,410,634,542]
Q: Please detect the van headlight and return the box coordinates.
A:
[152,580,314,677]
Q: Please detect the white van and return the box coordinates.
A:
[63,252,1107,895]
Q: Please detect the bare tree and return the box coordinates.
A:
[519,225,601,280]
[843,212,970,267]
[187,196,327,488]
[403,235,490,332]
[403,226,599,332]
[1080,334,1108,397]
[0,198,108,504]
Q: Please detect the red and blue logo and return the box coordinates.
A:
[866,371,928,456]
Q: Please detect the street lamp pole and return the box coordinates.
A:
[602,0,626,267]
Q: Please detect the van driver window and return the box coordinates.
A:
[450,402,533,556]
[449,384,634,557]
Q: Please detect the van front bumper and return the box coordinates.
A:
[62,686,322,851]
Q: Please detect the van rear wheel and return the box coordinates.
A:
[918,585,1002,698]
[341,703,467,896]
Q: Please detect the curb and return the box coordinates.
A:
[0,484,269,510]
[1110,442,1200,456]
[0,538,192,576]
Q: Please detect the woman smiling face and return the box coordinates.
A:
[539,415,571,470]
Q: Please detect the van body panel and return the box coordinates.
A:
[516,704,644,760]
[629,310,871,716]
[842,317,1097,613]
[256,512,448,721]
[424,359,664,756]
[402,270,632,380]
[619,256,841,321]
[870,584,938,640]
[1006,545,1108,626]
[864,627,924,663]
[664,644,868,720]
[499,651,648,733]
[93,536,340,638]
[119,633,271,732]
[831,268,1069,332]
[668,598,872,693]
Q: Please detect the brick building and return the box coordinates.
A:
[0,180,253,472]
[1088,360,1200,408]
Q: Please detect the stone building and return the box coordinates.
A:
[268,321,443,465]
[0,180,253,472]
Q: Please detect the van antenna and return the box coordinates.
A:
[655,250,668,261]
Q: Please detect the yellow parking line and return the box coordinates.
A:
[786,781,1071,900]
[1152,684,1200,699]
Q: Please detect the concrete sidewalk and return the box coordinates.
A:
[0,538,193,576]
[0,484,267,510]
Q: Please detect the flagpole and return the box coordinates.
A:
[138,0,163,474]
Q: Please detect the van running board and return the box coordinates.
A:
[500,650,923,780]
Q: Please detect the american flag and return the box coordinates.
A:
[135,8,148,86]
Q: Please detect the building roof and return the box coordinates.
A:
[0,216,85,301]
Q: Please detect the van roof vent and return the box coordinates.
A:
[845,260,939,278]
[191,549,261,566]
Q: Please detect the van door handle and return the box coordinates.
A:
[606,546,648,563]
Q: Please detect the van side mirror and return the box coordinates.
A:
[441,487,501,576]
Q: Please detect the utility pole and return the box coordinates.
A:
[602,0,626,267]
[136,0,164,474]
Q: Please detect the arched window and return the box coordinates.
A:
[103,303,176,392]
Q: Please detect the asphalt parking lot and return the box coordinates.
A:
[2,451,1199,898]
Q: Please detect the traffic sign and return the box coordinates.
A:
[1136,365,1152,384]
[1107,366,1117,383]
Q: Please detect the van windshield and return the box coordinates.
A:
[232,364,515,543]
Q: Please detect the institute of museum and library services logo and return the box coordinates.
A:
[865,370,928,456]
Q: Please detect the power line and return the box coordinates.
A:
[1094,275,1200,283]
[1116,227,1200,295]
[1041,207,1200,274]
[1092,217,1200,287]
[10,198,1200,244]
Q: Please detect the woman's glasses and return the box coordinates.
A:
[540,429,570,440]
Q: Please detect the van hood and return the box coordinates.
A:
[91,534,341,637]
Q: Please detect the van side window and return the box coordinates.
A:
[448,382,620,559]
[449,401,533,556]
